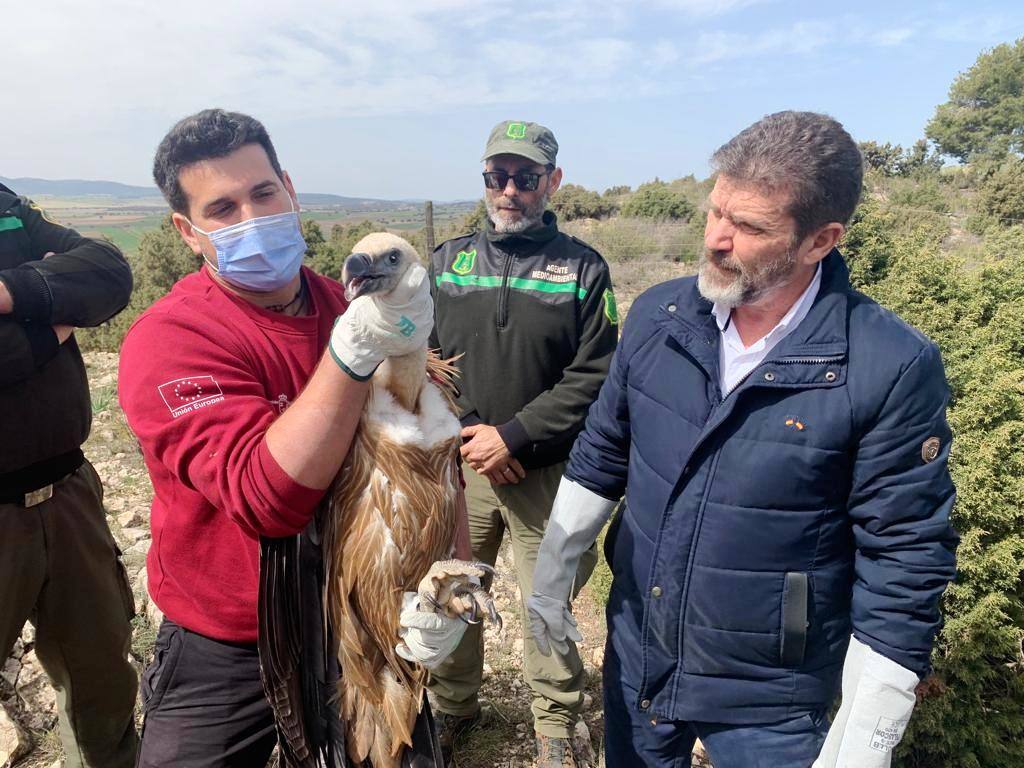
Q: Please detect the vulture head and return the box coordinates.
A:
[342,232,423,302]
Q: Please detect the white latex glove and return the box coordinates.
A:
[329,263,433,380]
[395,591,468,670]
[813,636,920,768]
[527,477,618,656]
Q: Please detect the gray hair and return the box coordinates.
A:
[710,111,863,239]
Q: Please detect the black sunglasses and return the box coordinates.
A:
[482,169,550,192]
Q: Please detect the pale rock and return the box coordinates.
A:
[119,527,149,543]
[16,651,56,731]
[117,509,145,528]
[481,663,493,680]
[147,596,165,630]
[581,693,593,711]
[0,705,32,766]
[126,539,150,557]
[20,624,35,646]
[573,719,596,767]
[1,659,18,689]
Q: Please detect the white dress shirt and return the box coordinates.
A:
[712,264,822,395]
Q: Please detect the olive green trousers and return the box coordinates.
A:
[0,461,138,768]
[427,462,596,738]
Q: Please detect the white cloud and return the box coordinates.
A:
[643,0,772,16]
[4,0,1018,191]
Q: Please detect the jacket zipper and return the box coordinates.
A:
[773,355,845,365]
[496,250,515,331]
[722,354,846,398]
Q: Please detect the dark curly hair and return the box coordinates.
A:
[153,109,284,214]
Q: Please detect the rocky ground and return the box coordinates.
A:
[1,258,709,768]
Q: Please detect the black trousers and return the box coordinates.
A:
[136,619,277,768]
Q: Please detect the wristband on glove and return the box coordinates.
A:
[329,314,384,381]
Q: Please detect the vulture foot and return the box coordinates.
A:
[418,559,502,630]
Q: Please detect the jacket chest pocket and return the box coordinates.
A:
[714,388,854,511]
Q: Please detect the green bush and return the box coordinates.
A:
[549,183,616,221]
[888,177,951,214]
[977,158,1024,227]
[620,182,695,221]
[561,216,701,263]
[860,140,944,178]
[856,232,1024,768]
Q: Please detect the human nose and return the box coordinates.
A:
[704,213,734,252]
[502,176,519,195]
[237,202,262,222]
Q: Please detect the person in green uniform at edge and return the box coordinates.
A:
[0,181,137,767]
[426,121,619,768]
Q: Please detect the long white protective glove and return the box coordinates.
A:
[395,591,468,670]
[813,636,920,768]
[329,263,433,380]
[527,477,618,656]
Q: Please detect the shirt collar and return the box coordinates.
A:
[712,262,822,335]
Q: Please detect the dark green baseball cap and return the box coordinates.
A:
[481,120,558,166]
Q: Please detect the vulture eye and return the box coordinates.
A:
[387,250,400,265]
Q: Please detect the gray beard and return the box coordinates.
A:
[486,193,548,234]
[696,245,799,308]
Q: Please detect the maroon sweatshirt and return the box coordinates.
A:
[119,266,349,642]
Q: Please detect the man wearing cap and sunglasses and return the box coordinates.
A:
[426,120,619,767]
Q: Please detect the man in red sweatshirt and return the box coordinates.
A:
[119,109,466,766]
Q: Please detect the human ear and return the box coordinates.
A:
[171,212,204,256]
[803,222,844,265]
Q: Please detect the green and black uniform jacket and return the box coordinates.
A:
[429,210,618,469]
[0,186,133,491]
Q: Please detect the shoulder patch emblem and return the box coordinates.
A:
[452,248,477,275]
[603,288,619,324]
[922,436,941,463]
[158,375,225,419]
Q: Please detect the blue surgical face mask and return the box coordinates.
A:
[189,195,307,292]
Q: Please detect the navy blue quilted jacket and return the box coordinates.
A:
[566,250,958,724]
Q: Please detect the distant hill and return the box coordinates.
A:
[1,176,161,199]
[0,176,462,211]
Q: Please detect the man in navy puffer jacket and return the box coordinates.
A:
[526,111,958,768]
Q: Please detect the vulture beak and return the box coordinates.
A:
[343,252,377,300]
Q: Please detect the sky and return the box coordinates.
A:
[4,0,1023,200]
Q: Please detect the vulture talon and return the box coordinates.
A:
[471,561,497,576]
[421,592,444,613]
[487,601,502,631]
